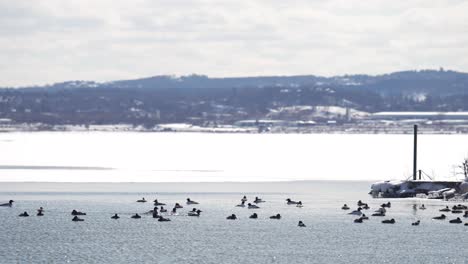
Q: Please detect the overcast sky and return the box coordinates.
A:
[1,0,467,86]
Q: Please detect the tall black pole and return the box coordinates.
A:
[413,124,417,181]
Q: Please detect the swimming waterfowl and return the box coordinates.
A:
[71,210,86,216]
[0,200,14,207]
[270,214,281,219]
[360,214,369,220]
[341,204,350,210]
[19,211,29,217]
[152,209,159,218]
[226,214,237,220]
[452,210,463,214]
[449,217,462,224]
[131,213,141,219]
[254,197,265,204]
[188,209,202,217]
[249,213,258,219]
[374,207,386,214]
[158,216,171,222]
[453,204,468,210]
[241,196,247,202]
[248,203,260,209]
[171,207,177,215]
[354,218,363,223]
[465,223,468,226]
[381,202,391,208]
[154,200,166,206]
[296,201,303,208]
[186,198,199,205]
[348,208,362,216]
[372,212,385,217]
[72,216,84,221]
[412,220,420,226]
[111,214,120,219]
[137,198,147,203]
[362,204,370,210]
[286,198,300,205]
[236,201,246,207]
[440,206,451,212]
[37,211,44,216]
[464,211,468,218]
[298,221,306,227]
[174,203,183,209]
[357,200,364,206]
[382,218,395,224]
[433,214,446,220]
[419,204,426,210]
[160,206,167,213]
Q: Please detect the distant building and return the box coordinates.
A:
[370,112,468,121]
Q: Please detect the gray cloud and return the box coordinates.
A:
[0,0,467,86]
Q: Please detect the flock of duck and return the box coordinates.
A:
[342,200,468,226]
[0,196,307,227]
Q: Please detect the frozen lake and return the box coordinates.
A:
[0,132,467,182]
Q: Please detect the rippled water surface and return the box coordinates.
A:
[1,182,467,264]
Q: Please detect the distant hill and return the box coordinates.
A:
[1,69,468,125]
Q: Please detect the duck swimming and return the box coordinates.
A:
[419,204,426,210]
[174,203,183,209]
[372,212,385,217]
[360,214,369,220]
[296,201,303,208]
[254,197,265,204]
[440,206,451,212]
[160,206,167,213]
[19,211,29,217]
[131,213,141,219]
[452,210,463,214]
[354,218,363,223]
[412,220,420,226]
[158,216,171,222]
[186,198,199,205]
[226,214,237,220]
[249,213,258,219]
[375,207,386,214]
[381,202,391,208]
[188,209,202,217]
[72,216,84,221]
[248,203,260,209]
[236,201,246,207]
[241,196,247,202]
[37,211,44,216]
[171,207,177,215]
[111,214,120,219]
[137,198,147,203]
[152,209,159,218]
[286,198,300,205]
[270,214,281,219]
[463,211,468,218]
[71,210,86,216]
[449,217,462,224]
[298,221,306,227]
[154,200,166,206]
[341,204,350,210]
[433,214,446,220]
[348,208,362,216]
[0,200,14,207]
[362,204,370,210]
[382,218,395,224]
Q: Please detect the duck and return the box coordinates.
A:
[270,214,281,219]
[419,204,426,210]
[37,207,44,213]
[152,210,159,218]
[254,197,265,204]
[382,218,395,224]
[440,206,451,212]
[72,216,84,221]
[298,221,306,227]
[236,201,246,207]
[188,209,202,217]
[248,203,260,209]
[226,214,237,220]
[154,200,166,206]
[348,208,362,216]
[286,198,300,205]
[171,207,178,215]
[241,196,247,202]
[296,201,303,208]
[158,216,171,222]
[341,204,350,210]
[381,202,391,208]
[463,211,468,218]
[412,220,420,226]
[357,200,364,206]
[19,211,29,217]
[465,223,468,226]
[452,209,463,214]
[433,214,446,220]
[354,218,363,223]
[174,203,183,209]
[131,213,141,219]
[362,204,370,210]
[375,207,386,213]
[360,214,369,220]
[111,214,120,219]
[160,206,167,213]
[71,210,86,216]
[372,212,385,217]
[0,200,14,207]
[186,198,199,205]
[249,213,258,219]
[453,204,468,210]
[136,198,147,203]
[37,211,44,216]
[449,217,462,224]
